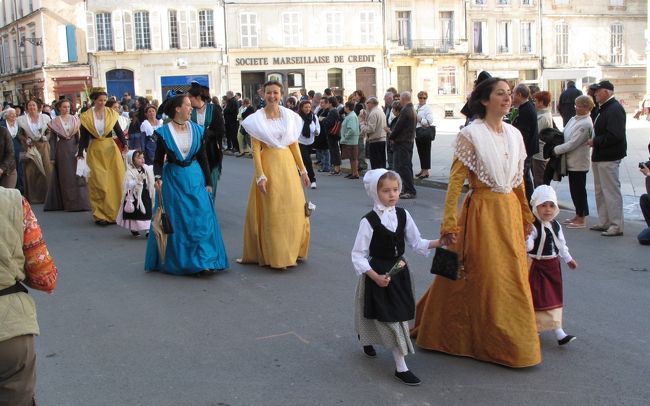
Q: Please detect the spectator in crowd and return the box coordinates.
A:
[351,90,368,172]
[285,96,298,112]
[235,92,243,108]
[414,91,434,180]
[532,90,553,187]
[558,81,583,126]
[553,95,595,229]
[315,97,331,173]
[638,153,650,245]
[312,92,322,114]
[511,83,539,202]
[340,101,360,180]
[223,91,240,152]
[237,98,255,157]
[389,92,417,199]
[298,99,320,189]
[324,96,342,175]
[121,92,135,111]
[384,91,396,169]
[0,186,58,405]
[360,97,387,169]
[587,84,600,122]
[587,80,627,237]
[140,105,162,165]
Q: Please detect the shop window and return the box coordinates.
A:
[327,68,343,89]
[268,73,282,83]
[288,73,303,88]
[438,67,457,95]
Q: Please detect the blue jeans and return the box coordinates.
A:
[316,149,330,172]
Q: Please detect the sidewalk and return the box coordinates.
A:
[346,114,649,223]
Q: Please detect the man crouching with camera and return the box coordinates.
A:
[638,152,650,245]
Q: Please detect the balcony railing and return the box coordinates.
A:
[411,39,454,54]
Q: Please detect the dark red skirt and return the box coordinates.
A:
[529,257,563,311]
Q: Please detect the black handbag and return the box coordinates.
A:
[415,126,436,141]
[430,196,470,280]
[430,247,462,280]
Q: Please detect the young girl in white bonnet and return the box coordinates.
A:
[116,150,155,236]
[351,169,444,386]
[527,185,579,345]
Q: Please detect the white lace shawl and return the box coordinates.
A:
[241,106,302,149]
[453,119,526,193]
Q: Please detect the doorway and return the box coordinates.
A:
[241,72,265,108]
[106,69,135,99]
[355,67,377,98]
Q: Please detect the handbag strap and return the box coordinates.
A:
[156,188,165,214]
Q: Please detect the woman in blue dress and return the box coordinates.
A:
[144,95,229,275]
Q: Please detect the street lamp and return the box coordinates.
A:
[18,37,42,52]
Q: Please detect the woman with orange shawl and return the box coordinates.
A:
[77,91,126,225]
[411,78,541,368]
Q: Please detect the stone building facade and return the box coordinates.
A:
[0,0,91,106]
[85,0,227,103]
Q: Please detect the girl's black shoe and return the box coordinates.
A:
[363,345,376,358]
[394,370,421,386]
[131,231,141,237]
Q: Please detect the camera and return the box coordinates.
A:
[640,160,650,169]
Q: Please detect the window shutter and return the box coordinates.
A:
[150,9,161,51]
[189,9,198,49]
[179,9,189,49]
[123,10,134,51]
[113,10,124,52]
[86,11,96,52]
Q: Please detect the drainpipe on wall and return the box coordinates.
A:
[222,0,229,95]
[538,0,544,88]
[40,9,48,100]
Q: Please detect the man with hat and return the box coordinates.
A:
[587,80,627,236]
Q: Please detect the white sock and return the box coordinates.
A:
[554,328,567,340]
[392,348,408,372]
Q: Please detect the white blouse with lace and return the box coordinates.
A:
[169,123,192,159]
[453,119,526,194]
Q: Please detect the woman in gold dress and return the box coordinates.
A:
[239,81,311,269]
[77,91,127,225]
[411,78,541,368]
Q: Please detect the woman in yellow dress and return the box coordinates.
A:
[239,80,311,269]
[411,78,541,368]
[77,91,127,225]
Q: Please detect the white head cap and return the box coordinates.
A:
[363,169,402,210]
[530,184,560,221]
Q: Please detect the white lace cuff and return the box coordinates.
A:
[256,175,267,184]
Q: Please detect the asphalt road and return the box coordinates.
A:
[32,155,650,406]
